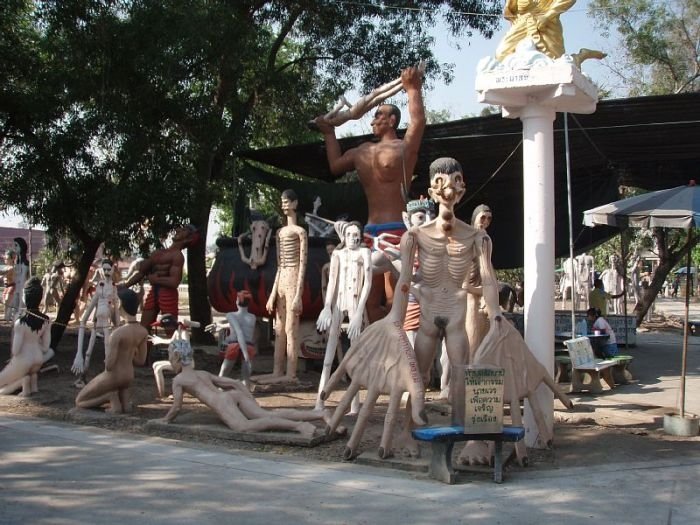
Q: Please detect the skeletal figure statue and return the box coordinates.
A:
[252,189,307,385]
[315,221,372,413]
[71,259,119,388]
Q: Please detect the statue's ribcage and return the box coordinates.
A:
[279,234,300,268]
[418,243,470,288]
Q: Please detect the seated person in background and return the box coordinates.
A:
[586,307,618,358]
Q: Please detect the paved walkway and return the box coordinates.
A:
[1,415,699,525]
[1,296,699,524]
[575,297,700,424]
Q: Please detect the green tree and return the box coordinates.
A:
[425,108,452,124]
[588,0,700,325]
[0,1,194,346]
[1,1,503,343]
[590,0,700,95]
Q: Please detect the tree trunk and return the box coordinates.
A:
[187,196,214,344]
[633,227,695,326]
[50,240,101,350]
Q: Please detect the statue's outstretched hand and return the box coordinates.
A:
[347,314,363,341]
[401,65,424,91]
[313,116,335,134]
[71,354,84,375]
[316,306,332,332]
[204,323,217,334]
[149,335,171,347]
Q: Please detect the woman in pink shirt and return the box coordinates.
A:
[586,308,618,358]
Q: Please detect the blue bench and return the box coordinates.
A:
[412,425,525,484]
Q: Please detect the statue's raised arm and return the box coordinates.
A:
[310,61,425,130]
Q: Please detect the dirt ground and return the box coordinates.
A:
[1,320,699,476]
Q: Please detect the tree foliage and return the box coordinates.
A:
[590,0,700,95]
[1,1,503,342]
[584,1,700,325]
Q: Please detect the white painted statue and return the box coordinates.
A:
[559,256,581,309]
[151,315,192,399]
[576,252,595,309]
[238,211,272,270]
[6,238,29,322]
[315,221,372,412]
[600,254,625,314]
[205,290,257,383]
[465,204,494,362]
[71,259,120,388]
[155,332,332,436]
[0,278,53,396]
[253,189,307,385]
[1,249,17,322]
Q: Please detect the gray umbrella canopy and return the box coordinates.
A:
[583,183,700,229]
[583,182,699,419]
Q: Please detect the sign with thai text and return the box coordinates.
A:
[464,366,505,434]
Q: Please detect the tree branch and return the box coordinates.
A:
[275,54,337,74]
[267,7,303,74]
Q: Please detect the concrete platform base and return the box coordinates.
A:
[250,380,315,393]
[68,407,341,446]
[664,412,699,436]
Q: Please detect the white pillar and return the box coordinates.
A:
[521,103,556,448]
[476,56,598,449]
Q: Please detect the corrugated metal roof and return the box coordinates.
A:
[241,93,700,268]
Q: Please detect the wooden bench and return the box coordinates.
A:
[412,425,525,484]
[564,337,616,393]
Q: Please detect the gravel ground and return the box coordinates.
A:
[2,319,698,473]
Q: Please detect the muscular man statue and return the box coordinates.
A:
[75,288,148,413]
[399,158,502,414]
[253,190,307,385]
[315,221,372,411]
[0,278,53,396]
[71,259,119,388]
[120,225,200,332]
[156,338,330,437]
[205,290,257,381]
[315,66,426,322]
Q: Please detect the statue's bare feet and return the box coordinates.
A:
[321,409,346,435]
[18,391,31,398]
[394,428,420,458]
[457,440,492,466]
[297,422,317,438]
[252,373,298,385]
